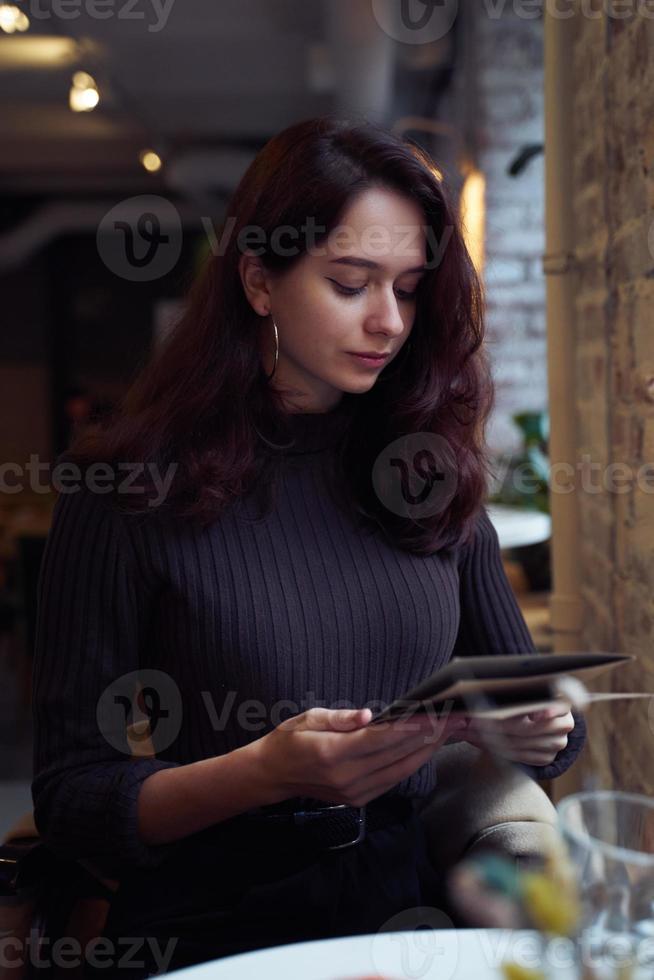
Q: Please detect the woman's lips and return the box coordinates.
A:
[347,352,390,369]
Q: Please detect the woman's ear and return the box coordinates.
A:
[239,251,272,317]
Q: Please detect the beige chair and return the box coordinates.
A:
[1,736,557,979]
[416,741,558,872]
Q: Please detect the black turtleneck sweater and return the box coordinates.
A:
[31,406,586,878]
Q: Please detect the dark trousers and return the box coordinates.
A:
[82,798,446,978]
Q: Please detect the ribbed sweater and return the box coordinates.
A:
[31,404,586,878]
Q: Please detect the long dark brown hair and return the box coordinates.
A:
[66,115,494,554]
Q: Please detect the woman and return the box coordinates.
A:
[31,116,585,977]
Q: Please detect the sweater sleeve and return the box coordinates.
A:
[452,506,586,781]
[31,483,182,878]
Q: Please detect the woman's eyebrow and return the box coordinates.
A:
[328,257,428,275]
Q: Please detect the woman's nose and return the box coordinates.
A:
[369,287,405,335]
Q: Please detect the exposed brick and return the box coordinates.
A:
[575,295,609,343]
[611,216,654,281]
[632,280,654,363]
[576,251,608,301]
[642,417,654,462]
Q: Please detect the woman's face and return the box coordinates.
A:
[240,186,428,413]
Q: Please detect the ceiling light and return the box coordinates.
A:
[0,36,80,68]
[69,70,100,112]
[72,70,95,90]
[0,4,29,34]
[139,149,163,173]
[69,86,99,111]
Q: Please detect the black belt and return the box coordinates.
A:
[232,795,415,854]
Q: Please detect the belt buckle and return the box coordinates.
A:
[292,803,367,851]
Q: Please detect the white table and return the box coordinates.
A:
[486,504,552,551]
[169,928,578,979]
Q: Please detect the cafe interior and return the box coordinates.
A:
[1,1,653,978]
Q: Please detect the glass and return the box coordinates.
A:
[557,791,654,979]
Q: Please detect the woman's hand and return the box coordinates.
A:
[254,706,469,808]
[452,703,575,767]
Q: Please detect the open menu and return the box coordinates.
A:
[369,651,636,724]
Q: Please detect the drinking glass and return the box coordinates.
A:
[557,790,654,979]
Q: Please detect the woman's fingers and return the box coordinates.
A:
[509,733,569,748]
[506,735,569,754]
[467,720,573,742]
[275,706,473,804]
[342,720,462,782]
[311,727,437,806]
[466,710,574,738]
[464,730,568,760]
[487,748,565,765]
[350,711,468,758]
[334,714,467,797]
[456,705,574,766]
[276,707,368,734]
[355,734,439,802]
[526,707,575,733]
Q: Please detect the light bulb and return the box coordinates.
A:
[0,4,30,33]
[72,70,96,90]
[69,71,99,112]
[69,85,99,112]
[139,150,163,173]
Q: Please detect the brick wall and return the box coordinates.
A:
[567,5,654,795]
[466,3,653,793]
[471,5,547,454]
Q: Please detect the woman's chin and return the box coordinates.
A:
[335,370,381,394]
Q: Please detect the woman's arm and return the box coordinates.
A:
[30,483,276,876]
[451,506,586,781]
[136,739,283,846]
[31,483,184,876]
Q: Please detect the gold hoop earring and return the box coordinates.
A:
[263,314,279,381]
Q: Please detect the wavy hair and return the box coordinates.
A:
[66,115,494,554]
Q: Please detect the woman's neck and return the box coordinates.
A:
[258,397,353,454]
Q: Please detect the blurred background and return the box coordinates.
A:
[4,0,650,833]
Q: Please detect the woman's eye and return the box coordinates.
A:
[327,279,417,301]
[328,279,366,297]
